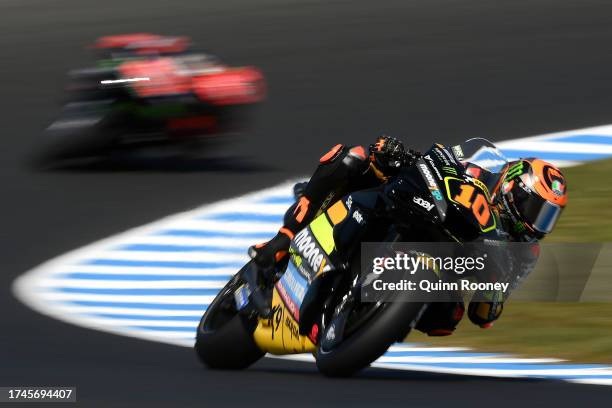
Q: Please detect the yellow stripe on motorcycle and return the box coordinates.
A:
[252,289,316,355]
[309,214,335,255]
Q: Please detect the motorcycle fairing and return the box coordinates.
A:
[443,175,497,233]
[94,33,190,55]
[252,257,328,354]
[416,143,504,239]
[252,200,355,354]
[118,58,192,97]
[252,288,316,354]
[275,261,308,322]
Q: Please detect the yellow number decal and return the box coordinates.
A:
[453,184,475,208]
[452,183,491,226]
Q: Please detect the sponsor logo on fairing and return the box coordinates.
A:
[424,155,443,180]
[419,162,444,201]
[432,148,451,166]
[293,228,328,274]
[352,209,364,224]
[443,166,458,175]
[441,147,458,164]
[413,196,435,211]
[452,145,464,160]
[233,284,251,310]
[419,163,436,185]
[346,195,352,210]
[326,324,336,341]
[276,262,309,320]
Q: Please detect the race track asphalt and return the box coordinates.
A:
[2,0,612,406]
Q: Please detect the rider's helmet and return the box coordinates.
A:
[369,136,406,174]
[499,158,568,240]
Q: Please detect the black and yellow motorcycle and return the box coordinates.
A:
[195,139,511,377]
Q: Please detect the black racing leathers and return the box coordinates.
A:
[249,144,384,271]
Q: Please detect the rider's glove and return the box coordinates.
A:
[467,300,503,328]
[248,229,292,271]
[369,136,408,174]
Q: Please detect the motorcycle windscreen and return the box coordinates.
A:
[450,138,509,196]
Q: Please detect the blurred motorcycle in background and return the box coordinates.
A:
[34,33,266,166]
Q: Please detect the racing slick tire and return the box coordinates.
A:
[315,299,425,377]
[195,272,264,370]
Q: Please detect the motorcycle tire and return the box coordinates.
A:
[194,272,264,370]
[315,299,424,377]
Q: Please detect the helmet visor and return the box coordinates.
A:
[512,186,563,234]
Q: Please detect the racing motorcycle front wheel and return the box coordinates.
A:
[194,264,265,370]
[315,294,424,377]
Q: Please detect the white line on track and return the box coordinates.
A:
[87,250,248,262]
[68,316,199,328]
[169,219,281,233]
[35,279,227,289]
[51,305,205,316]
[54,265,239,275]
[36,293,216,304]
[120,236,262,248]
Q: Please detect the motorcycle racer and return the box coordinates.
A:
[429,156,568,332]
[248,136,568,335]
[248,136,411,270]
[457,157,568,329]
[34,33,266,167]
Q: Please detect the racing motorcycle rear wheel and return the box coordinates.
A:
[315,294,424,377]
[194,269,264,370]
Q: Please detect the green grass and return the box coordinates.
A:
[547,158,612,243]
[411,158,612,363]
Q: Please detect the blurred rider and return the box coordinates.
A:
[248,136,568,335]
